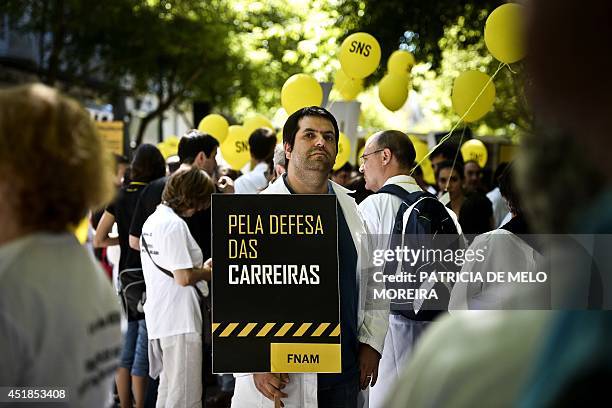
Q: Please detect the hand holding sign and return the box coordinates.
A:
[359,343,381,390]
[253,373,289,406]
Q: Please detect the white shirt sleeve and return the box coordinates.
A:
[158,222,197,272]
[358,196,382,237]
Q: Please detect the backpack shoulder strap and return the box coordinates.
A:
[141,236,174,279]
[141,236,206,303]
[377,184,434,210]
[377,184,417,203]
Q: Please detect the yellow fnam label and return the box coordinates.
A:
[270,343,341,373]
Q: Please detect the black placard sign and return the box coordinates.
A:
[211,194,340,373]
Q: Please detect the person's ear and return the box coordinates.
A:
[382,148,392,165]
[196,151,207,164]
[284,142,292,160]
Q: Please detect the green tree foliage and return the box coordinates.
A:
[4,0,260,143]
[227,0,345,120]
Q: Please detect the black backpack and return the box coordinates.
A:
[377,185,461,321]
[118,268,146,321]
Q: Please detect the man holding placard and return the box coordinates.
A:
[225,107,388,408]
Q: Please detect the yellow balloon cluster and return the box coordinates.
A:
[221,125,250,171]
[244,114,273,136]
[198,114,229,144]
[451,70,496,122]
[333,132,351,171]
[484,3,526,64]
[334,70,364,101]
[377,49,414,112]
[339,32,381,79]
[281,74,323,115]
[461,139,488,167]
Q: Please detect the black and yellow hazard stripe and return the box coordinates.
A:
[212,322,341,338]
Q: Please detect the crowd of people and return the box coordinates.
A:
[1,1,611,407]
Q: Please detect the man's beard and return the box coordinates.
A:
[302,148,333,172]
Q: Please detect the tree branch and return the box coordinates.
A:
[135,67,204,145]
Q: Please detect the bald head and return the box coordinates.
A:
[360,130,417,191]
[370,130,416,171]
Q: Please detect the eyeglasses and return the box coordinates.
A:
[359,148,384,165]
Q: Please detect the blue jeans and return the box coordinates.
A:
[119,319,149,377]
[317,374,359,408]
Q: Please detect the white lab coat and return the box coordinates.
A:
[234,162,270,194]
[449,229,545,311]
[231,177,389,408]
[358,175,462,408]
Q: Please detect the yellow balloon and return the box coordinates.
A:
[388,50,416,75]
[409,135,435,184]
[221,125,250,170]
[334,70,363,101]
[281,74,323,115]
[451,70,496,122]
[461,139,488,167]
[198,114,229,144]
[378,73,409,111]
[484,3,526,64]
[333,132,351,171]
[157,142,176,160]
[73,217,89,244]
[244,114,273,136]
[165,135,180,147]
[339,32,381,79]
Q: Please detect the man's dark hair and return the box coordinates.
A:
[178,129,219,164]
[130,143,166,183]
[374,130,416,170]
[249,127,277,162]
[282,106,340,153]
[430,143,463,165]
[435,160,464,181]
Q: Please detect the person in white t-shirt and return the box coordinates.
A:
[234,127,277,194]
[0,84,122,407]
[140,167,214,407]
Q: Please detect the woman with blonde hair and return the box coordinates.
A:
[140,167,214,407]
[0,84,121,406]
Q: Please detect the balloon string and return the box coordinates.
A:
[444,126,467,192]
[411,61,507,175]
